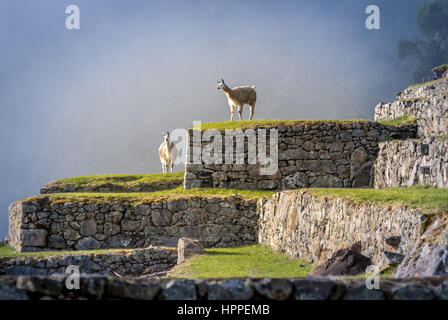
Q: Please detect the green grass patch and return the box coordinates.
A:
[406,77,448,90]
[23,186,276,204]
[433,63,448,72]
[46,172,184,188]
[399,97,427,102]
[168,244,313,278]
[308,186,448,214]
[377,114,417,126]
[342,265,397,280]
[197,119,369,130]
[0,244,142,258]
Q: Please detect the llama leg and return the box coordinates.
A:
[230,105,236,121]
[249,104,255,120]
[170,162,174,173]
[238,106,243,120]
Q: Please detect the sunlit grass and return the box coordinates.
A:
[46,172,184,188]
[197,119,369,130]
[377,114,417,126]
[308,186,448,214]
[406,76,448,90]
[23,186,276,204]
[0,244,145,258]
[168,244,314,278]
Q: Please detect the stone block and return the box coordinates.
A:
[20,229,47,247]
[177,237,205,265]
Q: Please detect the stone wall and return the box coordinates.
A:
[374,79,448,138]
[257,190,424,267]
[395,216,448,279]
[185,121,416,190]
[374,137,448,188]
[8,196,258,252]
[396,77,448,101]
[1,274,447,300]
[0,247,177,277]
[40,180,182,194]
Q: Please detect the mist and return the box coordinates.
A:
[0,0,426,237]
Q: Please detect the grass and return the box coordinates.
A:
[308,186,448,214]
[0,244,142,258]
[399,97,427,102]
[406,76,448,90]
[377,114,418,126]
[342,265,397,280]
[46,172,184,188]
[22,185,448,213]
[168,244,314,278]
[197,119,369,130]
[22,186,276,204]
[433,63,448,72]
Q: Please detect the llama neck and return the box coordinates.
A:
[165,140,172,154]
[222,85,232,96]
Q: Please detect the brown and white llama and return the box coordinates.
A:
[158,131,177,173]
[217,79,257,120]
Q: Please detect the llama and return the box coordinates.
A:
[217,79,257,120]
[158,131,177,173]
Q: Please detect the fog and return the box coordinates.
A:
[0,0,425,237]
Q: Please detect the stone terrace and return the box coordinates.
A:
[185,120,416,190]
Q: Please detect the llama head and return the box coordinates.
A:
[216,78,226,90]
[161,131,170,142]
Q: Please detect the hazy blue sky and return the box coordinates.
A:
[0,0,426,237]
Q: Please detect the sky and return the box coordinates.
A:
[0,0,427,237]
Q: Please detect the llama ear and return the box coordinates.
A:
[221,78,225,83]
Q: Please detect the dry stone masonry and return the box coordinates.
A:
[8,188,448,278]
[258,190,424,267]
[374,137,448,188]
[1,274,447,300]
[8,196,258,252]
[184,121,416,190]
[374,78,448,138]
[0,247,177,277]
[373,77,448,188]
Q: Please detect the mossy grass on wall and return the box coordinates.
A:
[47,172,184,188]
[22,186,276,204]
[377,114,418,126]
[433,63,448,72]
[406,76,448,90]
[168,244,314,278]
[21,186,447,212]
[0,244,142,258]
[399,97,427,102]
[198,119,369,130]
[308,186,448,214]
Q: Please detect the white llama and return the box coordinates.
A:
[217,79,257,120]
[158,131,177,173]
